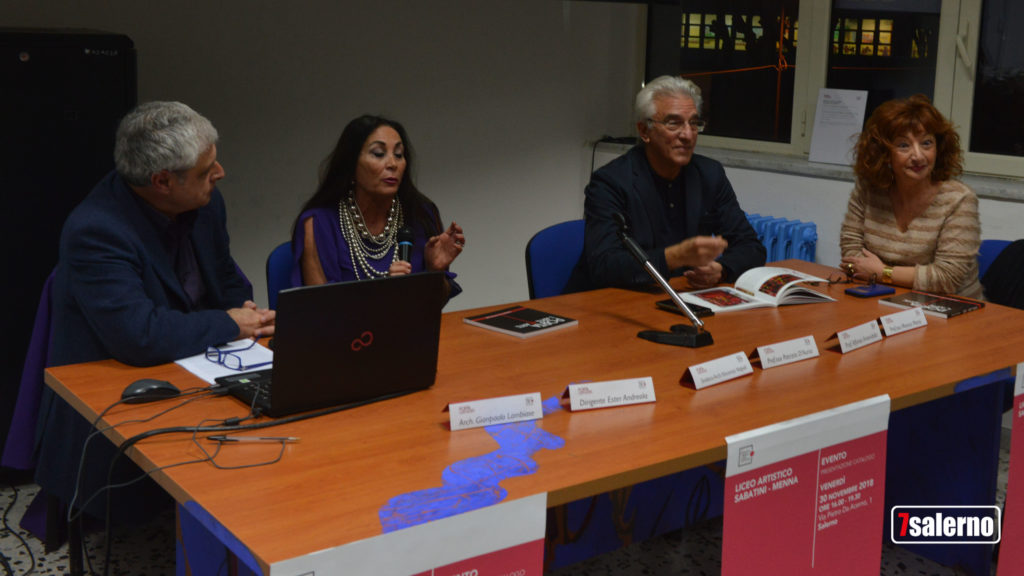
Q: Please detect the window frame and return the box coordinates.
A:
[686,0,1023,178]
[947,0,1024,177]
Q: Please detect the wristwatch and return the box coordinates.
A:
[881,266,894,284]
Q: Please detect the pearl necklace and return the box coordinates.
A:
[337,191,404,279]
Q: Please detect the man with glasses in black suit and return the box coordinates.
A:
[575,75,765,291]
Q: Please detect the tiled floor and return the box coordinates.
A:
[1,428,1012,575]
[0,472,176,575]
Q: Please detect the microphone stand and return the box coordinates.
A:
[615,214,713,348]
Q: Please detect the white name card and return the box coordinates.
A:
[563,377,656,411]
[446,393,543,431]
[683,352,754,390]
[755,335,819,369]
[880,307,927,336]
[835,320,884,353]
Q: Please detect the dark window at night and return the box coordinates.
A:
[647,0,799,143]
[969,1,1024,157]
[826,3,939,121]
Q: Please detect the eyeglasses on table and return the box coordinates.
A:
[205,340,272,371]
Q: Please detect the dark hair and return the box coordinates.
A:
[853,94,963,190]
[296,115,440,234]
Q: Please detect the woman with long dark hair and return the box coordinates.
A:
[291,115,464,300]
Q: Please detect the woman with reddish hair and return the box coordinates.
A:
[840,94,981,297]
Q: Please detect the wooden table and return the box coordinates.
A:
[45,261,1024,573]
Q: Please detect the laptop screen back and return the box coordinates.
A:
[269,271,445,415]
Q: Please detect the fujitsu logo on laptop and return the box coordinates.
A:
[350,331,374,351]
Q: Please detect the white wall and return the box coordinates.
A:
[726,169,851,267]
[4,0,645,311]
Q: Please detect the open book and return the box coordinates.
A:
[678,266,835,313]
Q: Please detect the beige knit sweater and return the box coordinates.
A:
[839,179,982,298]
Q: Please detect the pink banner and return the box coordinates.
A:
[724,429,887,575]
[426,539,543,576]
[997,373,1024,576]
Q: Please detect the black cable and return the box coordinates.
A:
[217,551,228,576]
[67,385,231,575]
[0,548,13,576]
[189,419,287,471]
[591,135,638,174]
[68,386,219,523]
[1,482,36,576]
[115,389,408,456]
[86,389,403,576]
[94,416,287,576]
[99,454,220,576]
[94,410,257,576]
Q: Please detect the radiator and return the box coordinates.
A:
[746,214,817,263]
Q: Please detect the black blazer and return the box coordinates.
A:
[49,170,251,368]
[578,145,765,289]
[35,170,253,520]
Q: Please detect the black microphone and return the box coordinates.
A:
[397,226,414,262]
[613,213,713,348]
[614,213,651,265]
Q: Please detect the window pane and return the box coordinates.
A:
[969,1,1024,157]
[645,0,799,143]
[827,1,940,119]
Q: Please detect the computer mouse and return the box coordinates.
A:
[121,378,181,404]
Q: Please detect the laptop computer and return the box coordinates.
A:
[214,271,445,417]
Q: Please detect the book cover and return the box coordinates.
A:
[463,306,578,338]
[879,291,984,318]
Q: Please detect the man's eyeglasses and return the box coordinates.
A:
[647,117,706,134]
[205,340,272,372]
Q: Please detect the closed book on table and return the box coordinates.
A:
[464,306,577,338]
[879,291,984,318]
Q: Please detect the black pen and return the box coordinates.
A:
[207,435,300,443]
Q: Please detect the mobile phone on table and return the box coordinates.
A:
[845,284,895,298]
[656,298,715,317]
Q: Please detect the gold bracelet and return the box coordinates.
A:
[881,266,894,284]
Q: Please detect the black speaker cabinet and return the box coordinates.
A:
[0,29,136,460]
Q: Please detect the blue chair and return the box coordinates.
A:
[978,239,1011,279]
[745,213,817,263]
[525,220,585,299]
[266,241,294,310]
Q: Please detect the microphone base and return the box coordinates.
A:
[637,324,714,348]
